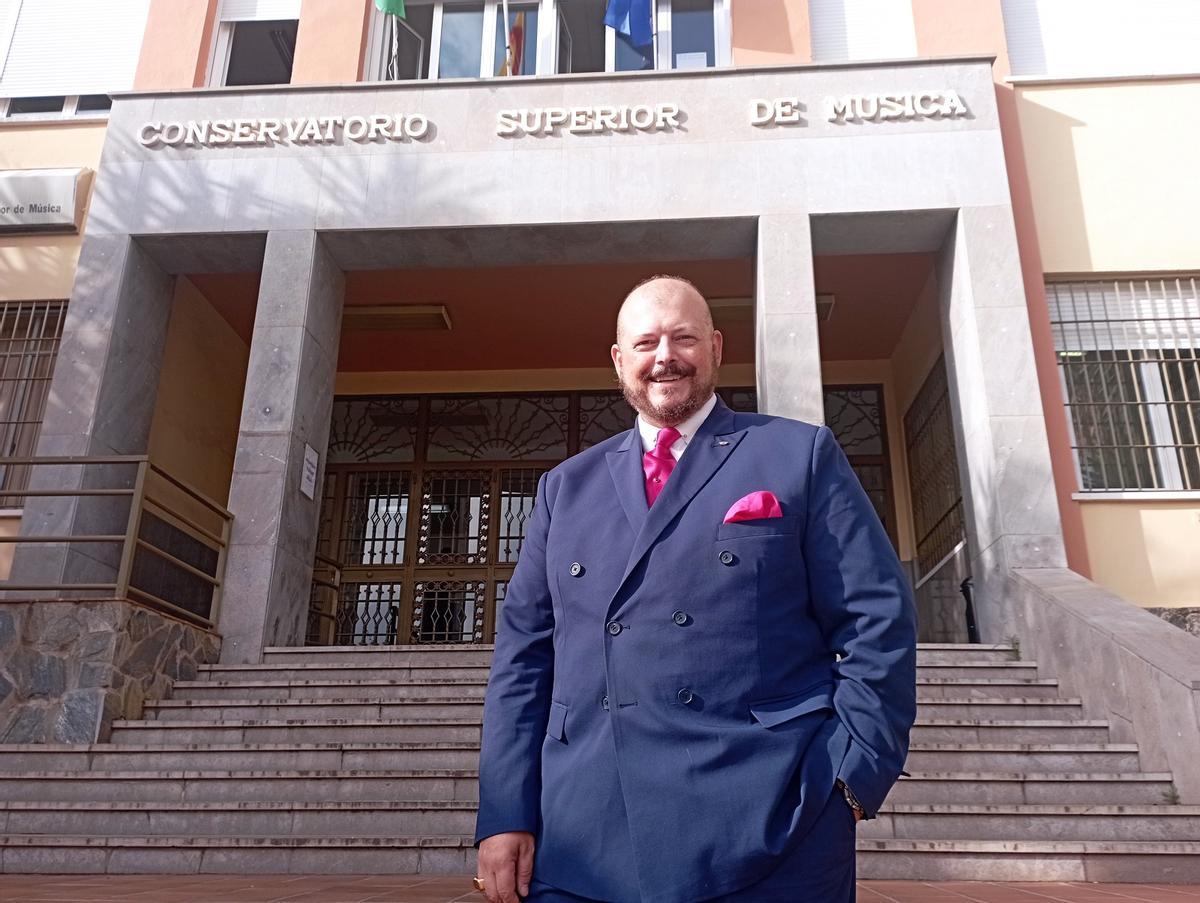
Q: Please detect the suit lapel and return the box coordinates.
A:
[615,399,746,589]
[606,428,648,534]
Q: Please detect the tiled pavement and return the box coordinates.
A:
[0,877,1198,902]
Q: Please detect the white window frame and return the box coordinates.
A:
[365,0,729,80]
[207,4,301,88]
[0,94,111,121]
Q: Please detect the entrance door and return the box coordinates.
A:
[311,392,635,645]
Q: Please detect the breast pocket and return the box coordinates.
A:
[716,515,800,541]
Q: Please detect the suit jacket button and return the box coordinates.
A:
[676,687,694,705]
[672,610,688,626]
[569,562,583,577]
[606,621,622,636]
[719,550,735,565]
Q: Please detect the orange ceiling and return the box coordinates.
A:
[188,252,935,372]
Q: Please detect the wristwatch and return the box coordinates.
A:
[836,779,866,820]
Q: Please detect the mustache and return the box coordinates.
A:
[642,363,695,382]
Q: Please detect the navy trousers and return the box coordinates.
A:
[524,785,857,903]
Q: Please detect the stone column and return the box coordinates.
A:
[754,214,824,424]
[10,233,175,590]
[936,206,1067,642]
[218,231,344,664]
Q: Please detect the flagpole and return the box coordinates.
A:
[501,0,512,74]
[651,0,658,69]
[390,15,399,80]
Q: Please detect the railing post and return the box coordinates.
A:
[114,459,150,601]
[210,513,232,625]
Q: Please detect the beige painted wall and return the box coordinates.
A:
[0,122,107,302]
[1080,501,1200,608]
[147,278,250,508]
[1014,77,1200,275]
[0,513,18,580]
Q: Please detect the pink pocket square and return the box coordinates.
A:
[723,491,783,524]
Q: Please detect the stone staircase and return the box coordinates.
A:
[1,643,1198,881]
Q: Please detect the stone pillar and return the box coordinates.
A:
[10,234,175,590]
[218,231,344,664]
[936,206,1067,642]
[754,214,824,424]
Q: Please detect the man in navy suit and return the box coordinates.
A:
[474,276,917,902]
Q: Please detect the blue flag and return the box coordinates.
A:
[604,0,653,49]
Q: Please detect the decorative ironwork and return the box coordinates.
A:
[579,393,635,449]
[336,581,402,645]
[327,397,419,464]
[904,359,964,578]
[825,387,885,456]
[427,396,569,461]
[497,469,547,563]
[418,470,489,565]
[1048,277,1199,491]
[0,301,66,506]
[494,580,508,641]
[341,470,411,566]
[412,580,486,643]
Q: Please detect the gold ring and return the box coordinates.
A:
[472,876,486,892]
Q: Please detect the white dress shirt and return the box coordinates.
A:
[636,393,718,461]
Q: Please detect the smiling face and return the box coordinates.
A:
[611,277,723,428]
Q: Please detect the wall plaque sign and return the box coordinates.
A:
[0,169,90,234]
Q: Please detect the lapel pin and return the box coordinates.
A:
[716,439,729,446]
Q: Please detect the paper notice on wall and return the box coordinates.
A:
[301,444,319,500]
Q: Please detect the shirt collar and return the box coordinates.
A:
[636,393,718,456]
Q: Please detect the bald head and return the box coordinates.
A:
[611,275,723,428]
[616,276,713,344]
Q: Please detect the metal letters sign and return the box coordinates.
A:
[0,169,90,234]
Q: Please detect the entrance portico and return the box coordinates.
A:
[21,56,1064,663]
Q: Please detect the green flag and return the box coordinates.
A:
[374,0,405,18]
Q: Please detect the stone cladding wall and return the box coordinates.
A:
[1148,607,1200,638]
[0,600,220,743]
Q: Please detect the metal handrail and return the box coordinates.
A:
[0,456,234,629]
[307,554,344,645]
[912,539,967,592]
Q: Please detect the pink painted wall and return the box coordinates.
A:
[133,0,219,90]
[910,0,1091,577]
[292,0,373,85]
[731,0,812,65]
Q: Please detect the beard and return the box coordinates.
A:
[619,354,719,427]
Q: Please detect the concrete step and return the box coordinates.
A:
[0,801,479,838]
[172,678,489,701]
[855,839,1200,882]
[904,744,1141,773]
[145,693,1075,724]
[0,834,477,875]
[0,740,1139,775]
[263,645,494,666]
[109,719,484,745]
[913,698,1084,719]
[887,772,1177,805]
[172,678,1058,705]
[0,743,484,773]
[912,662,1041,680]
[910,720,1111,745]
[257,643,1018,667]
[863,804,1200,843]
[0,770,482,803]
[7,833,1197,882]
[197,664,493,683]
[143,698,486,722]
[8,800,1193,846]
[914,678,1061,699]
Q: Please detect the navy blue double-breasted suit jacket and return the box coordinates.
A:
[475,399,917,902]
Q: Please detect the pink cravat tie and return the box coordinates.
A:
[643,427,681,506]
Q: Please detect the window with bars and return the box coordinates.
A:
[0,301,66,507]
[1047,277,1200,492]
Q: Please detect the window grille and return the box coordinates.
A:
[0,301,66,507]
[1047,277,1200,492]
